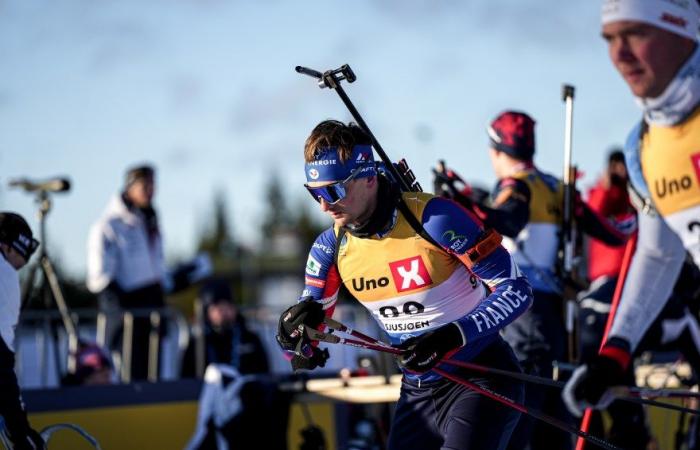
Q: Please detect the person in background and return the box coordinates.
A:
[446,111,627,450]
[87,164,167,381]
[61,342,114,386]
[182,279,269,377]
[0,212,44,449]
[577,150,651,449]
[563,0,700,420]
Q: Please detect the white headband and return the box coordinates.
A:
[602,0,700,41]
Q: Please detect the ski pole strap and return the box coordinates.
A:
[323,317,394,350]
[433,367,621,450]
[304,325,401,355]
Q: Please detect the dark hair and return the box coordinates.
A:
[304,120,372,163]
[125,164,155,187]
[199,278,234,307]
[608,149,625,164]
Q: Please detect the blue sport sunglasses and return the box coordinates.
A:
[304,165,366,205]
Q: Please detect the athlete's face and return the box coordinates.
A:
[309,176,377,228]
[126,176,155,208]
[602,21,696,99]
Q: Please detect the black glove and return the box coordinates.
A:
[291,347,330,372]
[276,300,325,355]
[562,338,631,417]
[576,354,626,403]
[397,323,465,373]
[8,428,45,450]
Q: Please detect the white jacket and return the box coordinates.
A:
[0,255,20,352]
[86,195,166,294]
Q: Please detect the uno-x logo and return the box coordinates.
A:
[654,175,693,199]
[388,256,432,292]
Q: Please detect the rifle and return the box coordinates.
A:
[295,65,421,193]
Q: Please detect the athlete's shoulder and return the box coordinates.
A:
[421,196,484,253]
[495,177,531,198]
[312,227,338,251]
[623,119,651,198]
[624,120,644,155]
[400,191,436,206]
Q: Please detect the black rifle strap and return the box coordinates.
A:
[396,197,443,250]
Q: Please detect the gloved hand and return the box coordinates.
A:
[397,323,465,373]
[276,300,325,355]
[291,347,330,372]
[562,339,631,417]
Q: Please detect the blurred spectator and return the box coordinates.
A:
[62,342,114,386]
[585,149,635,285]
[182,279,269,377]
[87,164,167,381]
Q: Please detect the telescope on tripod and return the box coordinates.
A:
[9,176,79,381]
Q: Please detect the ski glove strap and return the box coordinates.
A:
[276,300,325,354]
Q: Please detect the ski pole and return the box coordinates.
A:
[577,233,638,450]
[432,367,621,450]
[303,324,620,448]
[445,359,700,403]
[313,319,700,413]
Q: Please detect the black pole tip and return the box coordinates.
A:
[562,84,575,100]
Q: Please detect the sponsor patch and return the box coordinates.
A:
[308,168,319,180]
[306,254,322,276]
[312,242,334,255]
[441,229,469,253]
[388,256,432,293]
[305,276,326,288]
[356,151,372,163]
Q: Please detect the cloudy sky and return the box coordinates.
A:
[0,0,639,276]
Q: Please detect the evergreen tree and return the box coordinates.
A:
[260,174,291,241]
[197,189,236,259]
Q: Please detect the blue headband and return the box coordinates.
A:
[305,145,376,183]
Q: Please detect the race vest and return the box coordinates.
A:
[501,169,563,293]
[335,193,486,337]
[641,109,700,266]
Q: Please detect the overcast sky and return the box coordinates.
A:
[0,0,640,276]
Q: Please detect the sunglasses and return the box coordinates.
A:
[304,165,367,205]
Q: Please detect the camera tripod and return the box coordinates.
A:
[20,189,79,383]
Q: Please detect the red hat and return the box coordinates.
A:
[487,111,536,160]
